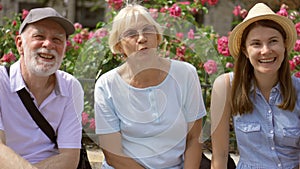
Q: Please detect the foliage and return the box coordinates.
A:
[0,12,21,64]
[0,1,299,140]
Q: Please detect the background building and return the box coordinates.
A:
[0,0,299,36]
[0,0,107,29]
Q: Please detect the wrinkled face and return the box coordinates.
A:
[244,26,285,76]
[117,16,160,59]
[17,19,67,77]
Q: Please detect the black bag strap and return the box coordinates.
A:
[5,66,10,76]
[5,66,58,148]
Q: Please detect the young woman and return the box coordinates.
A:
[211,3,299,169]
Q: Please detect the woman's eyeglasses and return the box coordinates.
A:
[119,25,157,40]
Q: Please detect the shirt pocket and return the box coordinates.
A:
[236,122,261,132]
[235,121,263,148]
[281,127,300,147]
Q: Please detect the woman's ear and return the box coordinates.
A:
[241,47,248,58]
[157,34,162,44]
[115,42,123,53]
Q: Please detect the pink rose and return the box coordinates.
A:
[89,118,96,130]
[1,52,16,63]
[188,29,195,39]
[179,1,190,5]
[289,60,296,71]
[88,32,94,39]
[73,34,83,44]
[82,112,89,126]
[204,60,218,75]
[276,8,288,17]
[217,36,230,56]
[149,8,159,19]
[175,46,186,60]
[12,20,17,26]
[226,62,234,68]
[94,28,108,38]
[176,32,184,40]
[240,9,248,18]
[293,55,300,65]
[294,72,300,78]
[22,9,29,20]
[160,7,169,13]
[207,0,218,6]
[200,0,207,5]
[190,7,198,15]
[294,40,300,52]
[74,23,82,30]
[169,4,182,17]
[295,22,300,37]
[107,0,123,10]
[232,5,241,17]
[66,40,72,47]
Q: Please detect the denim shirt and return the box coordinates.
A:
[230,73,300,169]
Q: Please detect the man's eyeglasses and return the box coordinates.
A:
[119,25,157,40]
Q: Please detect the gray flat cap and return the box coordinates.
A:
[19,7,75,36]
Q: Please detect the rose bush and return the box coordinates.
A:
[1,1,299,141]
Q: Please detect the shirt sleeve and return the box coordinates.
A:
[182,63,207,122]
[0,109,3,131]
[57,79,83,148]
[94,74,120,134]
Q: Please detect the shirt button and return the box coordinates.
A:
[270,130,274,134]
[268,110,272,113]
[277,163,281,167]
[271,147,275,150]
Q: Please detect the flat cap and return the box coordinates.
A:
[19,7,75,36]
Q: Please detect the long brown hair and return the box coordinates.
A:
[231,19,296,116]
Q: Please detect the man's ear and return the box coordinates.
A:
[15,35,24,55]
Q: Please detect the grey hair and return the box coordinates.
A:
[108,3,163,54]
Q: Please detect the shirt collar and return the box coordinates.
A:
[250,80,281,93]
[9,60,66,96]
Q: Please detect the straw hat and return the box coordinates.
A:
[228,3,297,58]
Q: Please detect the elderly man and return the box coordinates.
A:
[0,7,83,169]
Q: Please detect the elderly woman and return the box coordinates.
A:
[94,3,206,169]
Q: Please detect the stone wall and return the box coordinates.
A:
[203,0,235,36]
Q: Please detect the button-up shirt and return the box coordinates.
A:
[230,73,300,169]
[0,61,84,163]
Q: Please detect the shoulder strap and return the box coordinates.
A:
[17,89,58,147]
[5,66,58,148]
[5,66,10,76]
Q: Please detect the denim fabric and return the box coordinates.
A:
[230,73,300,169]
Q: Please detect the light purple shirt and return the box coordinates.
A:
[0,61,84,164]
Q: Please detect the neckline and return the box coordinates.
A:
[115,59,173,90]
